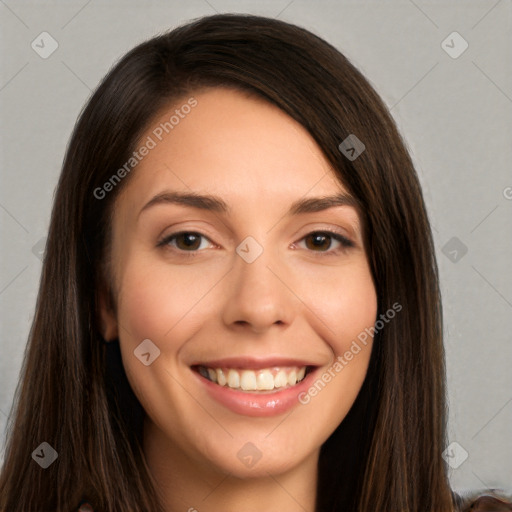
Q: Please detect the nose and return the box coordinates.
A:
[221,247,294,334]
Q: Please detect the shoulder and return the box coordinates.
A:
[454,488,512,511]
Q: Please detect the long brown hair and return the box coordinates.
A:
[1,13,507,512]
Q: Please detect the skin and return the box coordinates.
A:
[99,87,377,512]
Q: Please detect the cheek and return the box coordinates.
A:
[294,262,377,431]
[115,255,214,341]
[112,255,215,422]
[116,264,173,342]
[334,270,377,352]
[113,254,232,391]
[297,259,377,353]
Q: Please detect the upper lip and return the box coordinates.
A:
[191,356,319,370]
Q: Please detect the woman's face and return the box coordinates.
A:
[100,87,377,478]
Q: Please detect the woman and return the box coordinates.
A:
[0,13,510,512]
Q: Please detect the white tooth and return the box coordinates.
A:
[227,369,240,388]
[297,367,306,381]
[216,368,227,386]
[207,368,217,382]
[287,370,297,386]
[274,370,288,388]
[240,370,257,391]
[256,370,275,390]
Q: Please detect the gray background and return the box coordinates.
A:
[1,0,511,497]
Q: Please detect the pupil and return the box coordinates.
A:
[309,233,330,251]
[180,233,199,249]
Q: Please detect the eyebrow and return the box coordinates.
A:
[138,190,359,218]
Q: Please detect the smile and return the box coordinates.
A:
[194,365,310,393]
[190,357,320,417]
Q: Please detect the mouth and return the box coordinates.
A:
[190,358,321,417]
[191,364,315,393]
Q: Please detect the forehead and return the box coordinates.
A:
[117,87,350,211]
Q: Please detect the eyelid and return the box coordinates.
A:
[157,227,355,256]
[156,230,217,252]
[292,228,355,255]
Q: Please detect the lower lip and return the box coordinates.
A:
[192,367,319,417]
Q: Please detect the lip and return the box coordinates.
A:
[191,363,320,417]
[189,356,317,370]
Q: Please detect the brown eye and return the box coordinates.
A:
[298,231,354,255]
[174,232,202,250]
[304,232,335,251]
[158,232,212,252]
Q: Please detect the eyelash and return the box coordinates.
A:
[156,230,355,257]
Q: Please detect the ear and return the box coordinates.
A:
[97,281,118,342]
